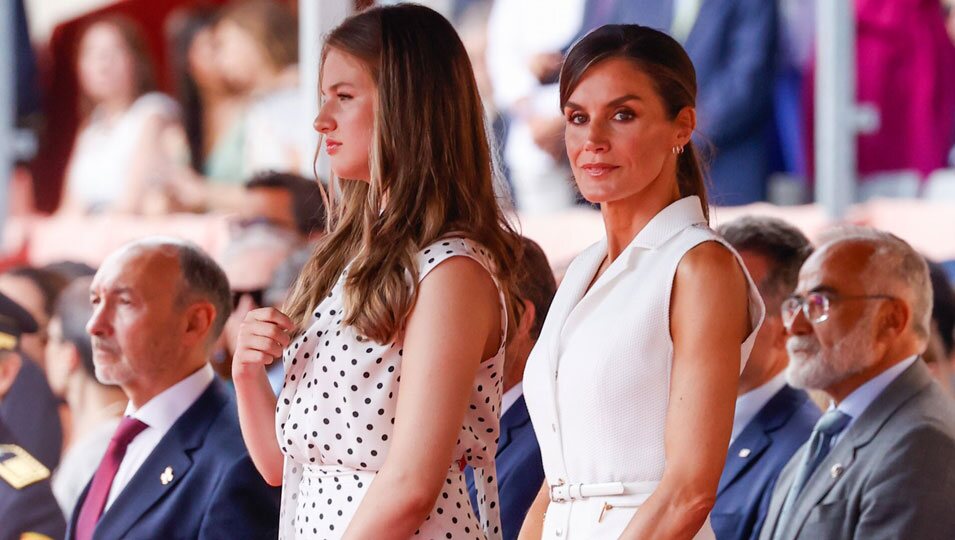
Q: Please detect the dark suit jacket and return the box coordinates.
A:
[613,0,778,205]
[66,380,280,539]
[0,417,66,540]
[759,360,955,540]
[466,394,545,540]
[712,385,820,540]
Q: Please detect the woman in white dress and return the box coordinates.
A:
[60,16,180,215]
[231,5,523,539]
[518,26,765,539]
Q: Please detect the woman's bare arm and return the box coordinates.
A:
[342,257,501,539]
[620,242,752,539]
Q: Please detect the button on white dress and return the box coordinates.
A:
[276,237,506,539]
[523,196,765,539]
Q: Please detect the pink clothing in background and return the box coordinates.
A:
[855,0,955,178]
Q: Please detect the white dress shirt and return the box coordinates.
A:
[501,382,524,417]
[829,355,918,448]
[731,371,788,443]
[105,364,215,509]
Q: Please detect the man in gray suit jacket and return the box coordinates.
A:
[759,228,955,540]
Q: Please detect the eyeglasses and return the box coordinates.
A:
[781,292,897,328]
[231,289,265,309]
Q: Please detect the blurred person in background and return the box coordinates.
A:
[213,223,300,382]
[57,16,182,216]
[171,0,303,214]
[466,237,554,540]
[715,216,821,540]
[613,0,778,206]
[853,0,955,185]
[0,266,68,369]
[219,0,302,176]
[923,259,955,394]
[0,292,67,540]
[42,262,97,285]
[486,0,587,212]
[46,277,126,518]
[0,268,66,470]
[260,246,313,394]
[241,171,327,241]
[165,6,247,193]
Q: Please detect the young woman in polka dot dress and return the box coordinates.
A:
[231,5,523,540]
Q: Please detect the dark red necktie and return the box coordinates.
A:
[74,416,148,540]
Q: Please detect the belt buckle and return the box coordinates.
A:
[549,478,567,503]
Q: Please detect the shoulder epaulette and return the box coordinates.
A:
[0,444,50,489]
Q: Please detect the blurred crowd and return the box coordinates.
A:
[7,0,955,219]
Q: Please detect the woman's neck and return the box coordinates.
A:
[600,174,681,262]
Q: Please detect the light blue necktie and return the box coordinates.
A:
[772,409,852,539]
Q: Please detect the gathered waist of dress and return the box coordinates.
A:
[301,463,377,480]
[301,461,470,481]
[548,479,661,505]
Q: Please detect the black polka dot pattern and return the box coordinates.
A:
[275,237,506,539]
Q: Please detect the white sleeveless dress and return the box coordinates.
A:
[276,238,506,539]
[523,196,765,539]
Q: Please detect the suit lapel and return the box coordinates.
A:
[719,428,771,496]
[784,361,933,539]
[719,386,804,495]
[761,454,800,540]
[91,381,227,540]
[544,241,606,382]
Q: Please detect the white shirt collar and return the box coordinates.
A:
[732,371,788,443]
[124,363,215,435]
[831,355,918,423]
[501,382,524,416]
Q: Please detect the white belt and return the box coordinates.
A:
[548,479,660,503]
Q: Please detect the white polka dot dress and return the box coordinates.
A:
[276,237,506,539]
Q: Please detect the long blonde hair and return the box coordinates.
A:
[285,4,522,344]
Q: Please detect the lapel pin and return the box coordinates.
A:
[738,448,751,458]
[160,466,174,485]
[830,464,845,479]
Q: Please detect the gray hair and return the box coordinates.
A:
[819,226,932,344]
[718,216,813,310]
[121,238,232,340]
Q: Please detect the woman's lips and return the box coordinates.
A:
[580,163,619,177]
[325,139,342,154]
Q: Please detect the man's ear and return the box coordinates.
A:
[517,299,536,339]
[877,298,910,342]
[183,301,217,347]
[0,353,23,400]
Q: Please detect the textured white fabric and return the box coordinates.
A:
[66,92,179,211]
[524,196,765,539]
[276,237,506,539]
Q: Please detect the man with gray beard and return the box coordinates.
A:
[759,229,955,540]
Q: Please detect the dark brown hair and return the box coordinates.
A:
[559,24,709,220]
[76,15,157,119]
[284,4,522,344]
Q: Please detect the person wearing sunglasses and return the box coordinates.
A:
[759,228,955,540]
[215,224,298,384]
